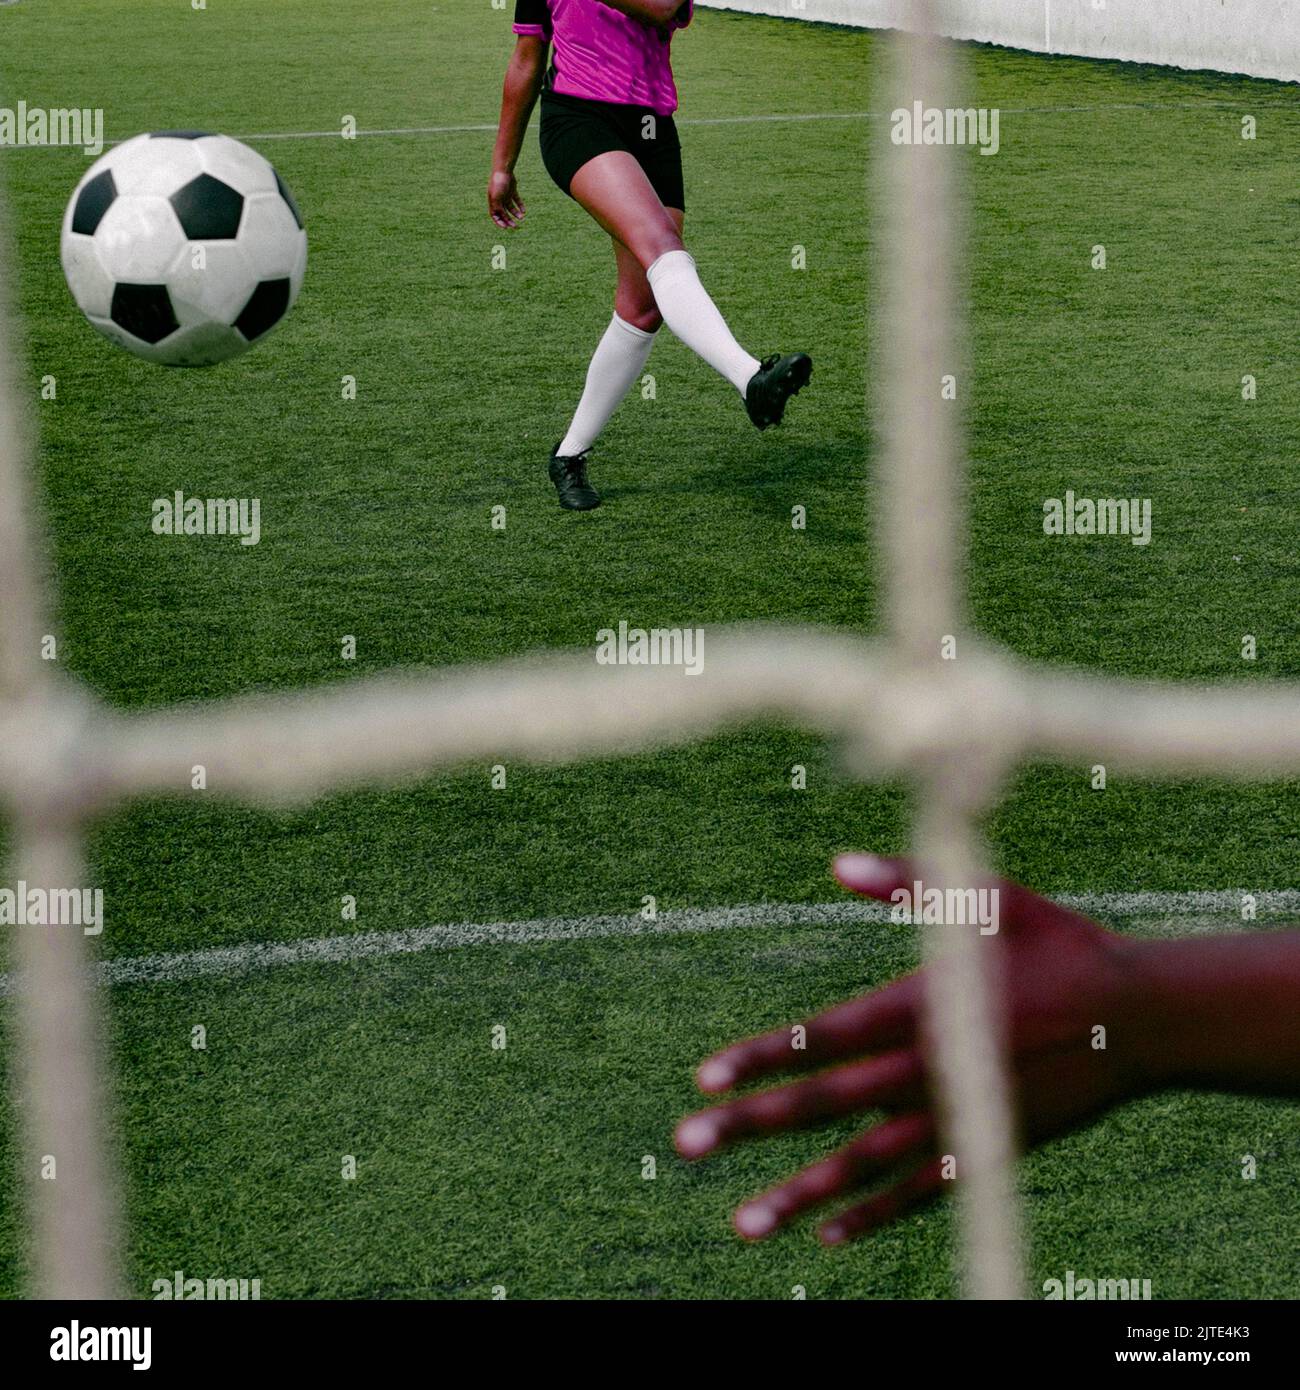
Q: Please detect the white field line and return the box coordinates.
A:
[0,890,1295,998]
[214,102,1300,149]
[146,102,1300,144]
[2,102,1295,157]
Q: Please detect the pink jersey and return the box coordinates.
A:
[513,0,694,117]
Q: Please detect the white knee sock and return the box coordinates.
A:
[557,314,658,457]
[645,249,762,395]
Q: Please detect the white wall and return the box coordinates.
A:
[698,1,1300,83]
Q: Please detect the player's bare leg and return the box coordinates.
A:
[569,151,811,429]
[549,213,683,511]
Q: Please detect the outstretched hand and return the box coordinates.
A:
[674,853,1159,1245]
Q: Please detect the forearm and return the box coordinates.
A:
[492,50,545,174]
[1140,932,1300,1095]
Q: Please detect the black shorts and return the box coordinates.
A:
[539,89,685,213]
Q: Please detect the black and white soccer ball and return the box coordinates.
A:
[60,131,307,367]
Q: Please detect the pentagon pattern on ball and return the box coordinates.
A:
[59,238,114,319]
[102,133,202,199]
[169,172,244,240]
[71,169,117,236]
[275,171,304,230]
[234,278,291,341]
[238,194,304,281]
[110,283,179,345]
[166,241,260,328]
[197,135,277,197]
[61,130,306,366]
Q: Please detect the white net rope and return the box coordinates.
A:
[5,5,1300,1299]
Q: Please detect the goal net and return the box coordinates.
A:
[4,2,1300,1300]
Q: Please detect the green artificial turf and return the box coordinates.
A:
[0,0,1296,1298]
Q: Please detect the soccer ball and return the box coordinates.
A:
[60,131,307,367]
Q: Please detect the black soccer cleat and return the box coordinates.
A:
[548,444,601,511]
[744,352,813,431]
